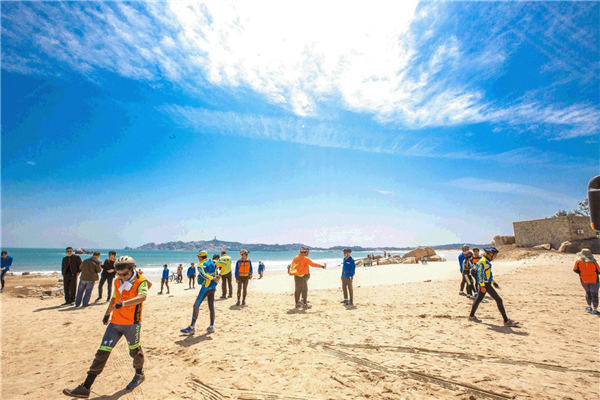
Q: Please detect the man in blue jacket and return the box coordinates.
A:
[341,248,355,306]
[1,251,13,293]
[458,244,469,296]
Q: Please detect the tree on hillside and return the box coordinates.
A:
[574,198,590,217]
[552,198,590,218]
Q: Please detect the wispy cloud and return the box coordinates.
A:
[376,190,394,195]
[448,177,578,205]
[2,1,598,139]
[26,161,36,166]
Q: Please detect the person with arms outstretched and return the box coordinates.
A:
[289,246,325,309]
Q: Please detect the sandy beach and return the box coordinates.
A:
[1,251,599,400]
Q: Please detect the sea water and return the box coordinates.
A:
[1,248,421,279]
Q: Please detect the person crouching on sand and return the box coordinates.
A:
[469,247,518,327]
[63,256,148,398]
[235,249,253,306]
[180,251,220,335]
[340,248,355,306]
[289,246,325,309]
[573,248,600,315]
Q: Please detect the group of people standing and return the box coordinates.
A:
[61,247,118,307]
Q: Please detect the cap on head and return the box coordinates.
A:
[115,255,136,270]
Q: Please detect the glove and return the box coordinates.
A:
[115,301,123,309]
[493,282,500,289]
[480,286,486,293]
[322,263,327,270]
[102,314,110,325]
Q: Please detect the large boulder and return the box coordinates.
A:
[402,247,436,259]
[533,243,552,251]
[400,257,418,264]
[492,235,516,246]
[558,239,600,253]
[427,255,446,262]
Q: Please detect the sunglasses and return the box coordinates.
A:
[116,271,131,278]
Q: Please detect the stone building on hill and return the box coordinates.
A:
[513,215,597,249]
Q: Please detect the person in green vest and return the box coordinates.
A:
[218,250,233,298]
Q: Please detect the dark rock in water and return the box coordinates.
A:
[75,248,94,254]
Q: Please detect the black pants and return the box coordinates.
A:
[341,276,353,302]
[63,273,77,303]
[294,275,309,305]
[462,272,474,296]
[470,283,508,322]
[237,276,249,301]
[1,270,6,289]
[97,274,114,300]
[221,272,232,297]
[188,276,195,288]
[88,323,144,379]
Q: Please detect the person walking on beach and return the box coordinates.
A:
[461,251,475,298]
[469,247,519,327]
[289,246,325,309]
[573,248,600,315]
[62,247,82,305]
[75,252,102,308]
[458,244,470,296]
[96,251,116,302]
[177,264,183,283]
[258,261,265,279]
[218,250,233,298]
[235,249,253,306]
[187,263,196,289]
[341,248,355,306]
[1,251,13,293]
[63,256,148,398]
[159,264,170,295]
[180,251,220,335]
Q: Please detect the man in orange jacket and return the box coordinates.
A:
[289,246,325,309]
[63,256,148,398]
[573,248,600,315]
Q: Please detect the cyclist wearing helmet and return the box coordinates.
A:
[289,246,325,309]
[469,247,519,327]
[63,256,148,398]
[235,249,253,306]
[181,251,220,335]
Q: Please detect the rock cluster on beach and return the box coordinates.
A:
[358,247,446,266]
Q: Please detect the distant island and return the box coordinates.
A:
[124,238,488,252]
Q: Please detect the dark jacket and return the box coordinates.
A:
[62,254,82,276]
[80,257,102,281]
[101,259,116,278]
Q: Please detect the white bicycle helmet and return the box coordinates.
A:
[115,255,136,268]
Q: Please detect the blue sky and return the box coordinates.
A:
[1,1,598,248]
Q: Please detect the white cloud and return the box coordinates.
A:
[2,1,598,139]
[448,178,578,205]
[26,161,36,166]
[376,190,394,195]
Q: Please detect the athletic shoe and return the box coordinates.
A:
[180,326,195,335]
[126,374,145,391]
[592,310,599,315]
[158,292,163,295]
[341,300,348,305]
[459,291,466,296]
[235,300,240,306]
[63,385,90,398]
[303,302,312,310]
[468,316,481,323]
[504,319,519,327]
[296,302,303,308]
[347,301,354,306]
[586,306,593,312]
[206,325,215,333]
[242,300,246,306]
[94,297,101,302]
